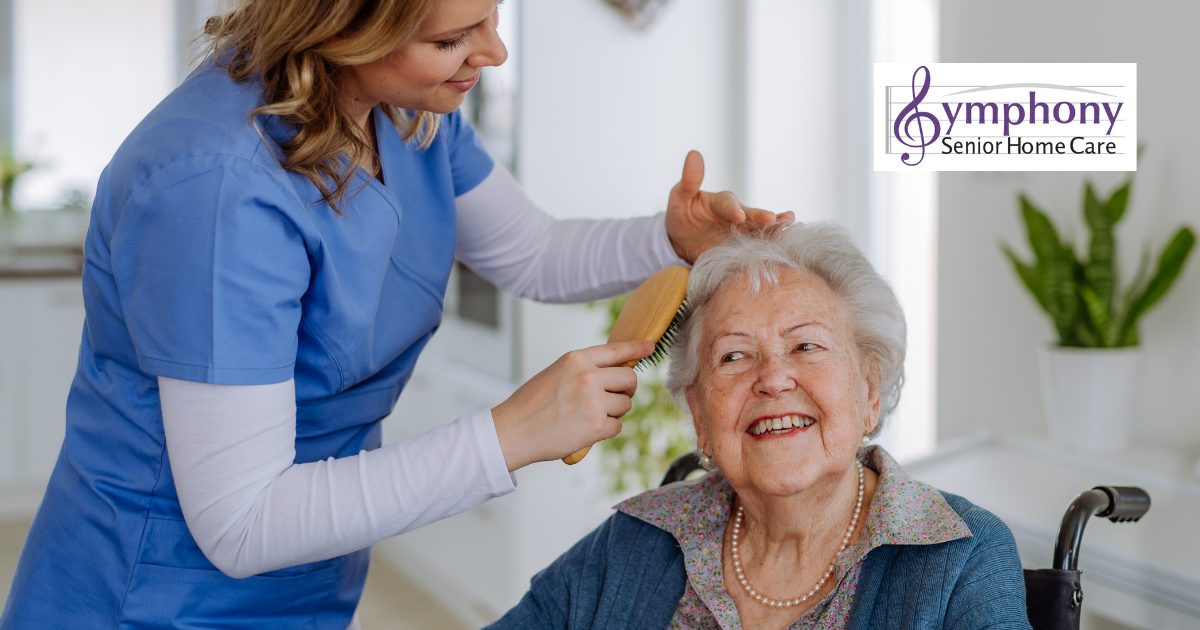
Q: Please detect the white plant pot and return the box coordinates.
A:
[1038,345,1141,453]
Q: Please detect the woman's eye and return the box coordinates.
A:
[721,351,745,363]
[437,33,469,51]
[796,343,818,352]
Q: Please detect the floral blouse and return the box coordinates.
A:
[614,446,972,630]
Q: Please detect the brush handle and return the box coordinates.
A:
[563,445,591,465]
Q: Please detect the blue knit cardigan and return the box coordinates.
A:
[486,492,1032,630]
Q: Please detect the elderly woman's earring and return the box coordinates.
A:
[862,433,871,445]
[698,450,716,471]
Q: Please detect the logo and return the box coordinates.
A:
[874,63,1137,171]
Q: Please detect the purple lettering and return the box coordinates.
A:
[966,102,998,124]
[1029,92,1049,124]
[1080,102,1100,125]
[1003,103,1025,136]
[941,102,963,134]
[1102,102,1123,135]
[1053,102,1075,124]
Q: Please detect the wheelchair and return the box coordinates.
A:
[660,454,1152,630]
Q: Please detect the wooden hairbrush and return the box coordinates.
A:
[562,265,691,465]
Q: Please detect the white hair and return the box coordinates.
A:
[664,221,906,437]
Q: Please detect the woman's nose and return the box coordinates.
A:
[468,14,508,69]
[754,354,797,398]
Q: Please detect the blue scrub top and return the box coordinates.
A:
[1,59,493,629]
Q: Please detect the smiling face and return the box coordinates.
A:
[339,0,508,116]
[687,268,882,498]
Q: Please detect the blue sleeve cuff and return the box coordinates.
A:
[138,354,295,385]
[455,159,495,198]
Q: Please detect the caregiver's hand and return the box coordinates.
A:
[665,150,795,264]
[492,340,654,472]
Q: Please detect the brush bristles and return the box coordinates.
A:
[635,300,690,372]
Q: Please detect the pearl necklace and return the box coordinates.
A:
[730,461,864,608]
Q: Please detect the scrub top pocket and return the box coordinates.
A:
[118,562,339,630]
[118,518,346,630]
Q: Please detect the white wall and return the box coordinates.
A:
[743,0,839,220]
[937,0,1200,451]
[517,0,739,222]
[515,0,741,378]
[13,0,175,210]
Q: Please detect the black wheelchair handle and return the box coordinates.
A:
[1053,486,1151,571]
[660,452,702,486]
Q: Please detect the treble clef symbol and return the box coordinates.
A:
[893,66,940,166]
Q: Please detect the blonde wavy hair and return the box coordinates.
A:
[204,0,441,211]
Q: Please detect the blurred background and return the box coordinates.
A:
[1,1,1198,629]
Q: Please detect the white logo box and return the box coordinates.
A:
[873,63,1136,172]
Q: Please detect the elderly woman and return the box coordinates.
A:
[488,222,1031,630]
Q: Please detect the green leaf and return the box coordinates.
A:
[1051,244,1082,339]
[1068,255,1100,346]
[1134,227,1195,314]
[1080,284,1117,347]
[1020,195,1061,266]
[1119,326,1140,347]
[1107,180,1132,223]
[1071,322,1099,348]
[1001,244,1050,313]
[1123,227,1196,337]
[1083,182,1117,312]
[1020,195,1078,341]
[1112,246,1151,347]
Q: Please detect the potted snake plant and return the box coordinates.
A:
[1002,178,1195,452]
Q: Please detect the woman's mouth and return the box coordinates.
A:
[747,414,814,436]
[444,74,479,93]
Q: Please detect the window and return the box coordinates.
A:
[870,0,939,462]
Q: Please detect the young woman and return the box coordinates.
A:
[0,0,790,628]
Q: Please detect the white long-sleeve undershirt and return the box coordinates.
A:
[159,380,514,579]
[160,164,688,581]
[454,164,685,302]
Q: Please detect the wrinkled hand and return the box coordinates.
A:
[665,150,795,264]
[492,340,655,471]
